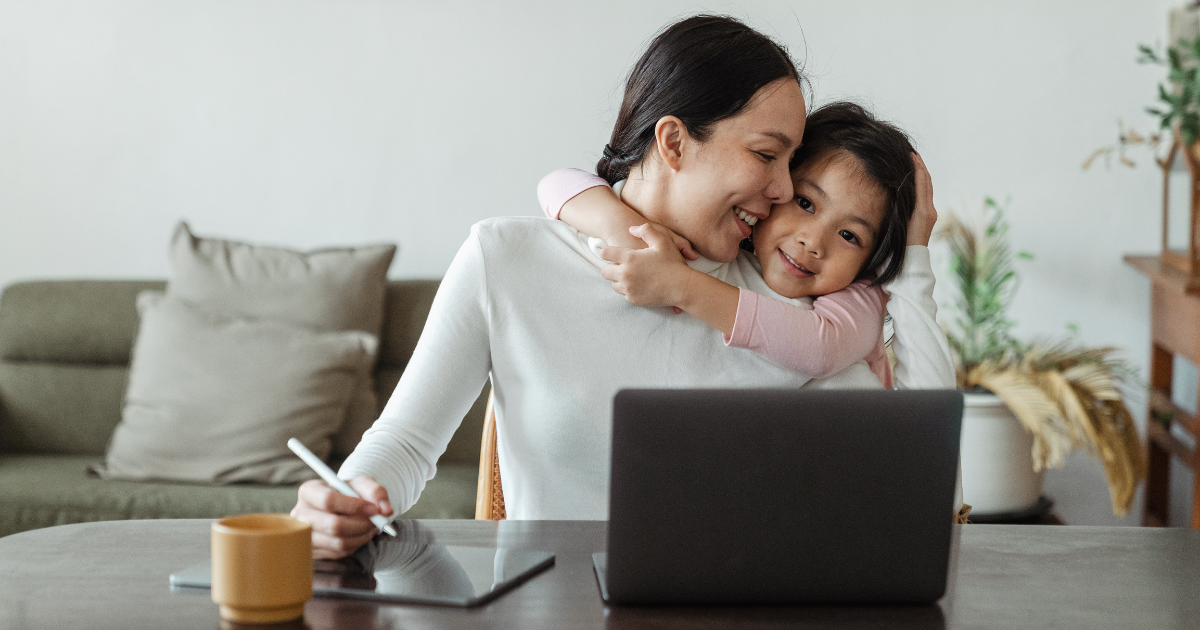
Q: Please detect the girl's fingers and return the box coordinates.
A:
[637,224,678,253]
[907,152,938,246]
[630,224,667,250]
[912,152,933,202]
[601,265,627,291]
[673,235,700,260]
[599,246,631,264]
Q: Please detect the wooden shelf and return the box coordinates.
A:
[1125,254,1200,294]
[1149,388,1199,437]
[1125,254,1200,527]
[1148,421,1195,466]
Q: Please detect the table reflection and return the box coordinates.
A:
[604,602,946,630]
[308,520,552,606]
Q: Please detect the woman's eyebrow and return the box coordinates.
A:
[756,131,795,148]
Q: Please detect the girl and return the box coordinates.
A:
[539,102,941,388]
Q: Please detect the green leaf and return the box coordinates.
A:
[1017,251,1035,260]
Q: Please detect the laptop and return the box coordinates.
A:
[593,388,963,605]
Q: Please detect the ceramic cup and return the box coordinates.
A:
[211,514,313,624]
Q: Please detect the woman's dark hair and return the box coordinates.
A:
[790,101,917,286]
[597,15,802,184]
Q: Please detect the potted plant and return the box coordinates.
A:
[939,199,1145,517]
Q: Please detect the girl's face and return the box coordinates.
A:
[752,151,887,299]
[656,79,807,263]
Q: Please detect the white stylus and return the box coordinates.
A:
[287,438,397,537]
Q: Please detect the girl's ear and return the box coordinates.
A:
[653,116,689,172]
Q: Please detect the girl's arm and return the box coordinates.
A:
[729,283,889,381]
[603,224,887,379]
[537,168,697,257]
[537,169,646,250]
[537,168,607,219]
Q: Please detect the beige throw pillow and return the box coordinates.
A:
[97,292,378,484]
[166,223,396,456]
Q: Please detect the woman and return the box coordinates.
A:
[293,15,953,558]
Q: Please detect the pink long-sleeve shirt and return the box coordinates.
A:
[537,168,893,387]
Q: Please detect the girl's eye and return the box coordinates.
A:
[796,196,814,212]
[839,229,860,245]
[755,151,777,162]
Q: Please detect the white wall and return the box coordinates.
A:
[0,1,1185,523]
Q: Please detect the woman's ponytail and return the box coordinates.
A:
[597,144,640,184]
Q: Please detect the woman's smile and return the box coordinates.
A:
[735,207,762,227]
[732,207,762,239]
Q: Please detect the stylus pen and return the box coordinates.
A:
[287,438,398,537]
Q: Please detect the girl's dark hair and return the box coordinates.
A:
[597,15,802,184]
[790,101,917,286]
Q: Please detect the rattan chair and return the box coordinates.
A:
[474,391,506,520]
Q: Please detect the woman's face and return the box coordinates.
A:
[752,151,887,299]
[660,79,807,262]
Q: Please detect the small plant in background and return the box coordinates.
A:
[1083,36,1200,170]
[941,198,1028,376]
[1082,122,1162,170]
[1140,38,1200,144]
[939,199,1146,516]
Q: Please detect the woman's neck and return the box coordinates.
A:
[616,165,673,227]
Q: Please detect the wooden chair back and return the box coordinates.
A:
[470,389,970,524]
[474,390,506,519]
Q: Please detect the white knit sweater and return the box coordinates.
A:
[339,217,958,519]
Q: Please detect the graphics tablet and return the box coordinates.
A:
[171,521,554,608]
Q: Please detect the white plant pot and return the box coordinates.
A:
[959,392,1045,516]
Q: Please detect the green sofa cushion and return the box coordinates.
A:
[0,281,165,364]
[0,363,128,455]
[0,455,478,538]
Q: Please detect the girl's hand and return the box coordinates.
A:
[600,224,696,308]
[606,222,700,262]
[908,153,937,247]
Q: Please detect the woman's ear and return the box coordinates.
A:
[653,116,689,172]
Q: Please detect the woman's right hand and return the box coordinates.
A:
[908,153,937,247]
[292,475,394,559]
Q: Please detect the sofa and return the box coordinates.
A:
[0,279,488,538]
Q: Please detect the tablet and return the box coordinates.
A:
[170,523,554,608]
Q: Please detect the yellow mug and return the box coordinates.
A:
[211,514,313,624]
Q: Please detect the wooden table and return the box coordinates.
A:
[0,519,1198,629]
